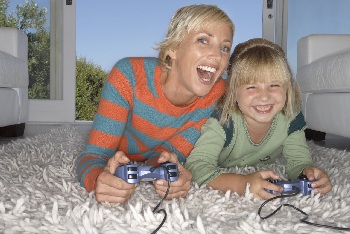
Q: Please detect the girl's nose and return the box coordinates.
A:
[258,89,270,101]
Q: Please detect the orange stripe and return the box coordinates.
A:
[168,134,194,157]
[97,98,128,121]
[89,129,121,150]
[107,67,133,103]
[128,154,147,161]
[132,114,177,140]
[84,167,104,192]
[130,58,148,89]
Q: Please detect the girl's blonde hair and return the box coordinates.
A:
[219,38,301,124]
[155,4,234,70]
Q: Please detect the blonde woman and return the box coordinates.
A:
[77,4,234,204]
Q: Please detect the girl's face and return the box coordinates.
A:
[167,22,233,104]
[236,79,287,127]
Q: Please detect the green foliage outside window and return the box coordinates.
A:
[1,0,108,120]
[76,57,107,120]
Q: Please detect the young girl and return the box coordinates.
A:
[185,38,332,200]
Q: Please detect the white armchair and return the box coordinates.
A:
[296,34,350,139]
[0,27,29,137]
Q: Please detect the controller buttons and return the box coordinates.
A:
[127,167,137,171]
[308,183,312,188]
[169,172,178,177]
[128,174,138,179]
[167,165,177,170]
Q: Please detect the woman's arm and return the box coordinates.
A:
[76,62,133,191]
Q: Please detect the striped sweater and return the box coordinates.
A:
[76,57,226,191]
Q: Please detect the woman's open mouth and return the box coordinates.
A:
[197,65,217,84]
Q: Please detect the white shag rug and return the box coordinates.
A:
[0,126,350,234]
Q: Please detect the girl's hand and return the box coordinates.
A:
[95,151,137,204]
[153,151,192,199]
[303,166,333,194]
[246,170,283,200]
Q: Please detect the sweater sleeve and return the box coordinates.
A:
[283,123,314,180]
[76,58,133,191]
[185,118,226,186]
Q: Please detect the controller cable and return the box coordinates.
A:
[258,188,350,231]
[149,165,171,234]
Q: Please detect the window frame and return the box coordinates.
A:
[29,0,275,123]
[28,0,76,122]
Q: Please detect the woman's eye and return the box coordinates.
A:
[198,38,208,44]
[246,86,255,89]
[220,46,231,53]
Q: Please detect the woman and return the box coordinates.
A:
[76,4,234,204]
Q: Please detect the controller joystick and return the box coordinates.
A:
[265,175,314,195]
[115,162,179,184]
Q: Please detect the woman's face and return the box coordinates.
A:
[167,22,233,102]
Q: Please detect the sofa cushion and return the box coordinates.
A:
[0,50,29,88]
[296,49,350,93]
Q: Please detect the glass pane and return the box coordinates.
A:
[287,0,350,75]
[76,0,262,120]
[5,0,52,99]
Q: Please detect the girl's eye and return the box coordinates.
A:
[246,85,255,89]
[198,38,208,44]
[220,46,231,53]
[271,84,281,87]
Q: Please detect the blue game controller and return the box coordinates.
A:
[115,162,179,184]
[265,175,314,195]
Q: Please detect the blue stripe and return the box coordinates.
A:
[179,127,201,145]
[80,161,108,187]
[133,100,215,128]
[83,144,116,157]
[114,57,136,88]
[100,81,129,109]
[92,114,125,136]
[144,58,159,98]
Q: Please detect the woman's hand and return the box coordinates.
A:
[303,166,333,194]
[95,151,137,204]
[153,151,192,199]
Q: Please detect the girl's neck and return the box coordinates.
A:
[243,117,272,144]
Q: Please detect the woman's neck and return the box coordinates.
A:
[160,70,198,107]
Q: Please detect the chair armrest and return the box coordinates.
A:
[297,34,350,69]
[0,27,28,61]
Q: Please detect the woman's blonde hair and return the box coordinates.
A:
[219,38,301,124]
[155,4,234,70]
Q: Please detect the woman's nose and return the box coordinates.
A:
[208,46,222,62]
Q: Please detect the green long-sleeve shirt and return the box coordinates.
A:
[185,111,314,186]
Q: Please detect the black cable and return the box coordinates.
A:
[258,189,350,231]
[150,165,172,234]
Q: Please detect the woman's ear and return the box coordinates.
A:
[168,49,177,60]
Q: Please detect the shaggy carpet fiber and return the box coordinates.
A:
[0,125,349,234]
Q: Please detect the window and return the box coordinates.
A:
[28,0,76,122]
[282,0,350,76]
[7,0,76,122]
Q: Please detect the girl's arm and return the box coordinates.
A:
[185,118,226,186]
[208,170,282,199]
